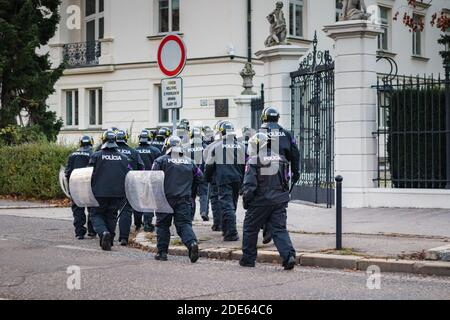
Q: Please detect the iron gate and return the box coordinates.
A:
[251,84,265,130]
[290,33,335,207]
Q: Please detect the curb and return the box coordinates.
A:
[132,235,450,277]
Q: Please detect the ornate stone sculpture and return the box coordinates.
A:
[264,1,288,47]
[339,0,371,21]
[240,62,256,95]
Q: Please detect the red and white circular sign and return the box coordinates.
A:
[157,34,187,78]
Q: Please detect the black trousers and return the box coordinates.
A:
[217,182,240,238]
[241,203,295,264]
[156,198,197,254]
[71,203,95,237]
[91,197,125,241]
[209,182,222,228]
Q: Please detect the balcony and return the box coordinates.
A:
[63,41,102,68]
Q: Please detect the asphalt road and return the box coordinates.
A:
[0,215,449,300]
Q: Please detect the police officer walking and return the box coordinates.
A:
[260,107,300,244]
[65,136,96,240]
[240,133,296,270]
[89,130,132,251]
[186,127,209,221]
[152,136,202,263]
[205,121,246,241]
[115,130,145,245]
[135,129,161,232]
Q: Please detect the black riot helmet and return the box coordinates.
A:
[247,132,273,156]
[149,129,158,141]
[166,135,184,155]
[219,121,235,136]
[178,119,190,131]
[101,130,118,150]
[116,130,129,143]
[157,127,172,139]
[261,107,280,123]
[79,135,94,148]
[189,127,202,139]
[139,129,151,145]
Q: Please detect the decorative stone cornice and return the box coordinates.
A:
[323,20,383,40]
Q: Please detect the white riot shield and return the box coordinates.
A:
[125,171,173,214]
[69,167,99,208]
[59,166,71,199]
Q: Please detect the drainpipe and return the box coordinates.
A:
[247,0,252,62]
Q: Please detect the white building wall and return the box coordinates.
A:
[48,0,448,145]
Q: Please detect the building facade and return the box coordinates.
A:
[46,0,448,144]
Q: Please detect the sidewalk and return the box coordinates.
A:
[1,198,449,274]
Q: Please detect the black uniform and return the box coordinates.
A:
[205,136,246,240]
[65,146,95,238]
[203,139,222,230]
[152,153,203,254]
[241,152,295,266]
[89,149,132,242]
[186,140,208,220]
[150,139,166,152]
[116,142,145,241]
[135,143,161,229]
[260,122,300,242]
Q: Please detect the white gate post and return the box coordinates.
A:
[323,21,383,207]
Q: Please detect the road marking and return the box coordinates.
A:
[55,245,102,253]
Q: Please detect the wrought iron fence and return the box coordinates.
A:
[251,84,265,130]
[374,73,449,189]
[63,41,101,68]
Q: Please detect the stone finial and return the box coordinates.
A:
[240,62,256,95]
[339,0,371,21]
[264,1,288,47]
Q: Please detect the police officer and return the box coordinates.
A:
[94,127,119,151]
[151,127,171,152]
[89,130,132,251]
[240,133,296,270]
[115,130,145,245]
[205,121,246,241]
[152,136,202,263]
[65,136,96,240]
[260,107,300,244]
[135,129,162,232]
[202,126,214,145]
[186,127,209,221]
[203,120,226,232]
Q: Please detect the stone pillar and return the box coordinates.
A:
[323,20,383,207]
[99,38,114,65]
[234,95,258,130]
[255,45,307,128]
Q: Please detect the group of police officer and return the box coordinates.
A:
[65,106,300,270]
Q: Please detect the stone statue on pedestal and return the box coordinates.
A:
[264,1,288,47]
[339,0,371,21]
[240,62,256,95]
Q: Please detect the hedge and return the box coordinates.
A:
[388,86,446,189]
[0,143,75,199]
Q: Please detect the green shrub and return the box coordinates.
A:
[388,86,446,189]
[0,143,75,199]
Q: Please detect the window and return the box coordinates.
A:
[336,0,343,22]
[158,86,179,124]
[65,90,79,127]
[378,6,391,51]
[412,14,423,56]
[88,88,103,126]
[158,0,180,33]
[289,0,303,37]
[85,0,104,41]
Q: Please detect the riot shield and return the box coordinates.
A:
[125,171,173,214]
[59,166,71,199]
[69,167,99,208]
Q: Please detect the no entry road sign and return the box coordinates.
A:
[157,34,187,78]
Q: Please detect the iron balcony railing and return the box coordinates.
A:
[374,73,449,189]
[63,41,101,68]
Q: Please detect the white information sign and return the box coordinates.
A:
[161,77,183,110]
